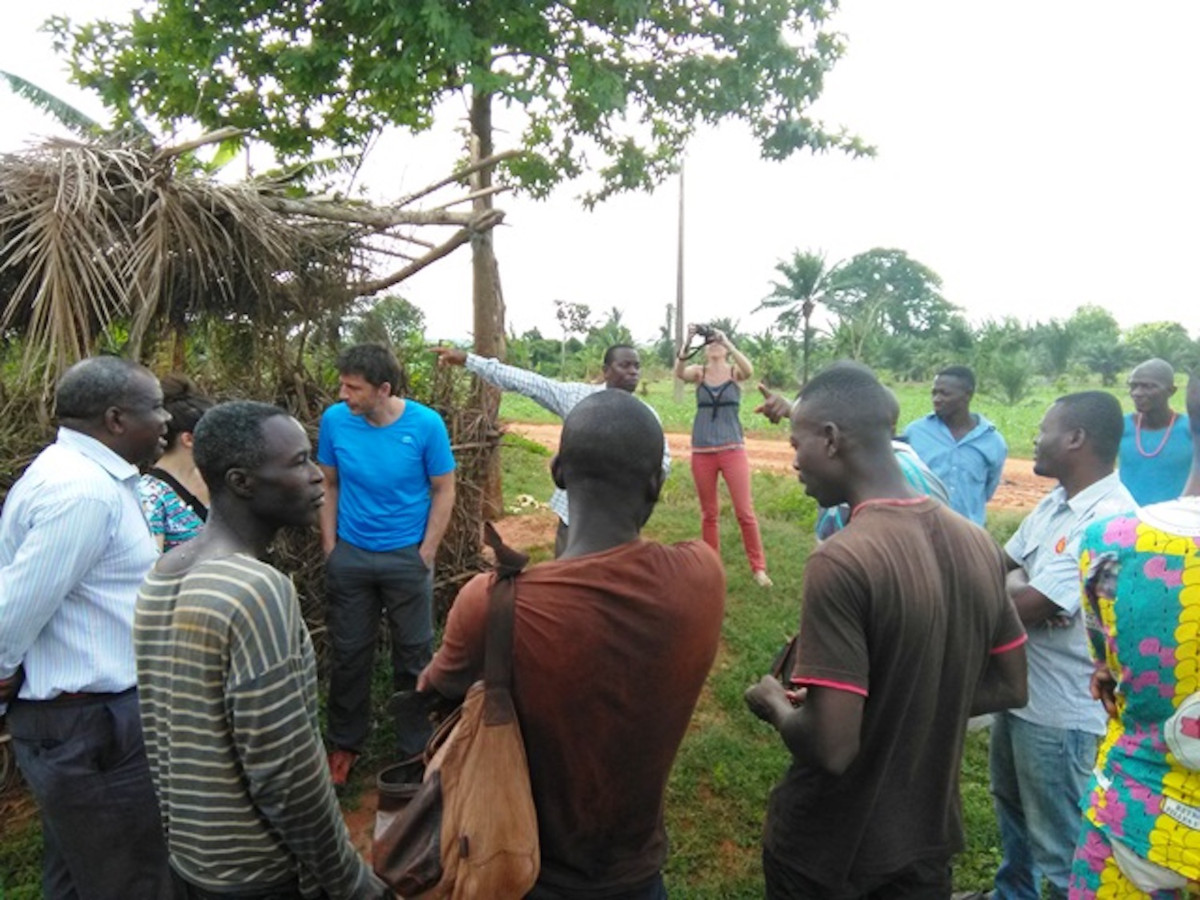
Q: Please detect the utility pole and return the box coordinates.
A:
[673,161,685,403]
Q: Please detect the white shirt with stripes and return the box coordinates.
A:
[0,427,157,703]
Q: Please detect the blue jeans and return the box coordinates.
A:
[989,711,1099,900]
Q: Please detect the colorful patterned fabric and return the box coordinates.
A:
[138,474,205,551]
[1070,818,1194,899]
[1077,499,1200,888]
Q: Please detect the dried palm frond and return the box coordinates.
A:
[0,135,508,393]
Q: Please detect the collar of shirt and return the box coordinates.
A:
[1061,472,1126,519]
[57,427,139,483]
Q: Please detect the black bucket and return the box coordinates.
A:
[374,757,424,841]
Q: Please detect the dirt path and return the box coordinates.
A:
[506,422,1050,513]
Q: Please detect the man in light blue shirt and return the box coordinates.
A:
[0,356,177,899]
[903,365,1007,525]
[432,343,669,554]
[990,392,1135,900]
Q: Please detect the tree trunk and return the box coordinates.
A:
[470,88,505,520]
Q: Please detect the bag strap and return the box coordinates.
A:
[480,523,529,723]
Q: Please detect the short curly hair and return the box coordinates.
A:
[193,401,289,497]
[55,356,150,421]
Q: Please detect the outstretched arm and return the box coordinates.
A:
[754,383,795,425]
[450,351,590,418]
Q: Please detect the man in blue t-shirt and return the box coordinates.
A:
[902,365,1007,525]
[1118,357,1192,505]
[317,344,456,786]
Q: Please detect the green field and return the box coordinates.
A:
[501,375,1137,459]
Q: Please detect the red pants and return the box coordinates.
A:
[690,446,767,574]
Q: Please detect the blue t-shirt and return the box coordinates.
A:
[1118,412,1192,506]
[317,400,455,552]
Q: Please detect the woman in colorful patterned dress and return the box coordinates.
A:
[674,324,770,586]
[1072,374,1200,898]
[138,374,214,551]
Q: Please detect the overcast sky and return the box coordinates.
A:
[3,1,1198,345]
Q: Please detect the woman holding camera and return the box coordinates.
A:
[675,325,771,586]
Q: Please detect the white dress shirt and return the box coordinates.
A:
[0,428,158,702]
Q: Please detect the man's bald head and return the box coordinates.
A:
[556,391,663,498]
[1132,358,1175,387]
[1128,357,1179,419]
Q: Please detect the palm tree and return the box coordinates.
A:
[758,250,838,385]
[1,70,152,141]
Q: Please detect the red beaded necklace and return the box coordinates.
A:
[1135,411,1178,458]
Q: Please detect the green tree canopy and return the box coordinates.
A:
[52,0,870,206]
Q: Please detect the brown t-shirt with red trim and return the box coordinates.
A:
[421,539,724,896]
[765,498,1025,893]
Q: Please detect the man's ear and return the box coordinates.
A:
[823,422,842,458]
[226,467,254,499]
[550,453,565,490]
[1066,426,1087,453]
[104,406,125,435]
[179,431,194,450]
[379,381,394,398]
[646,466,665,506]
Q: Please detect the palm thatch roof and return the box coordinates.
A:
[0,132,508,388]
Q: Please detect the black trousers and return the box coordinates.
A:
[7,689,179,900]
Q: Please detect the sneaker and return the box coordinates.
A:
[327,749,359,788]
[753,570,773,588]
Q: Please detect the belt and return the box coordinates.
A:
[18,686,136,706]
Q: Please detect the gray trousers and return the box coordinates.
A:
[7,689,179,900]
[324,540,434,757]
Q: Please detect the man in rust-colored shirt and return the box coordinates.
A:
[421,391,724,899]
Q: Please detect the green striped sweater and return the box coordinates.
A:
[135,554,378,899]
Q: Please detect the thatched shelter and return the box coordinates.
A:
[0,131,507,390]
[0,132,511,649]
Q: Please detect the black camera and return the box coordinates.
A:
[694,323,715,340]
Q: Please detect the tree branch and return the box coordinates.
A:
[258,195,482,227]
[395,149,523,208]
[350,210,505,295]
[431,184,510,211]
[155,127,245,160]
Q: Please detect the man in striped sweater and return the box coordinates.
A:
[135,401,389,900]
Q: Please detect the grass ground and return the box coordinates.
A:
[0,432,1031,898]
[497,432,1027,896]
